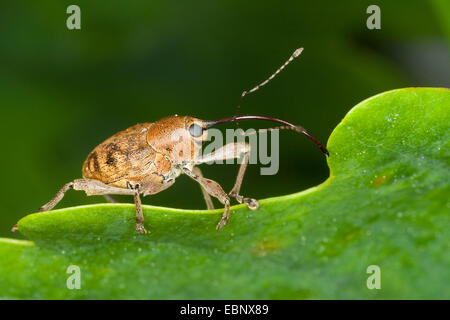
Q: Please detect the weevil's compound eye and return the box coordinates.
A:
[189,123,203,137]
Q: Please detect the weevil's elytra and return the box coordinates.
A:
[82,122,158,188]
[12,48,329,235]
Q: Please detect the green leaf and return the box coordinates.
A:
[1,88,449,299]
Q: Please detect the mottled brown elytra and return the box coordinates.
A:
[12,48,328,234]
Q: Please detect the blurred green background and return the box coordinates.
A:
[0,1,448,238]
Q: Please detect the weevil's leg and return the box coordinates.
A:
[72,179,135,196]
[39,179,134,211]
[183,168,230,230]
[104,195,118,203]
[14,181,73,231]
[229,150,259,210]
[12,179,136,233]
[197,142,259,210]
[192,166,215,210]
[77,179,146,234]
[127,183,147,235]
[38,182,74,212]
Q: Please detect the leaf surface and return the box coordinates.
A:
[1,88,449,299]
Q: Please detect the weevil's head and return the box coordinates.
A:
[146,115,209,163]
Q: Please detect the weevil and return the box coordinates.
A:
[12,48,328,234]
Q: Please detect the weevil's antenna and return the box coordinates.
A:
[205,114,329,156]
[234,48,304,127]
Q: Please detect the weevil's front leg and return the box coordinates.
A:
[183,168,230,230]
[197,142,259,210]
[192,166,214,210]
[127,183,147,235]
[229,150,259,210]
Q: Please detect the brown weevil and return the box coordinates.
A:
[12,48,328,234]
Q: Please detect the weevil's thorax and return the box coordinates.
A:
[146,115,207,166]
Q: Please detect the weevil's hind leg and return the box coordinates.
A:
[197,142,259,210]
[43,179,144,234]
[14,181,73,232]
[104,194,118,203]
[11,178,137,233]
[183,168,230,230]
[38,182,75,212]
[192,166,215,210]
[40,179,135,210]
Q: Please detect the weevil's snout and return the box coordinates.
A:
[205,114,329,156]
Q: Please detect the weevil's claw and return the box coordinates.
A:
[136,224,147,235]
[11,225,18,232]
[245,198,260,210]
[229,192,260,210]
